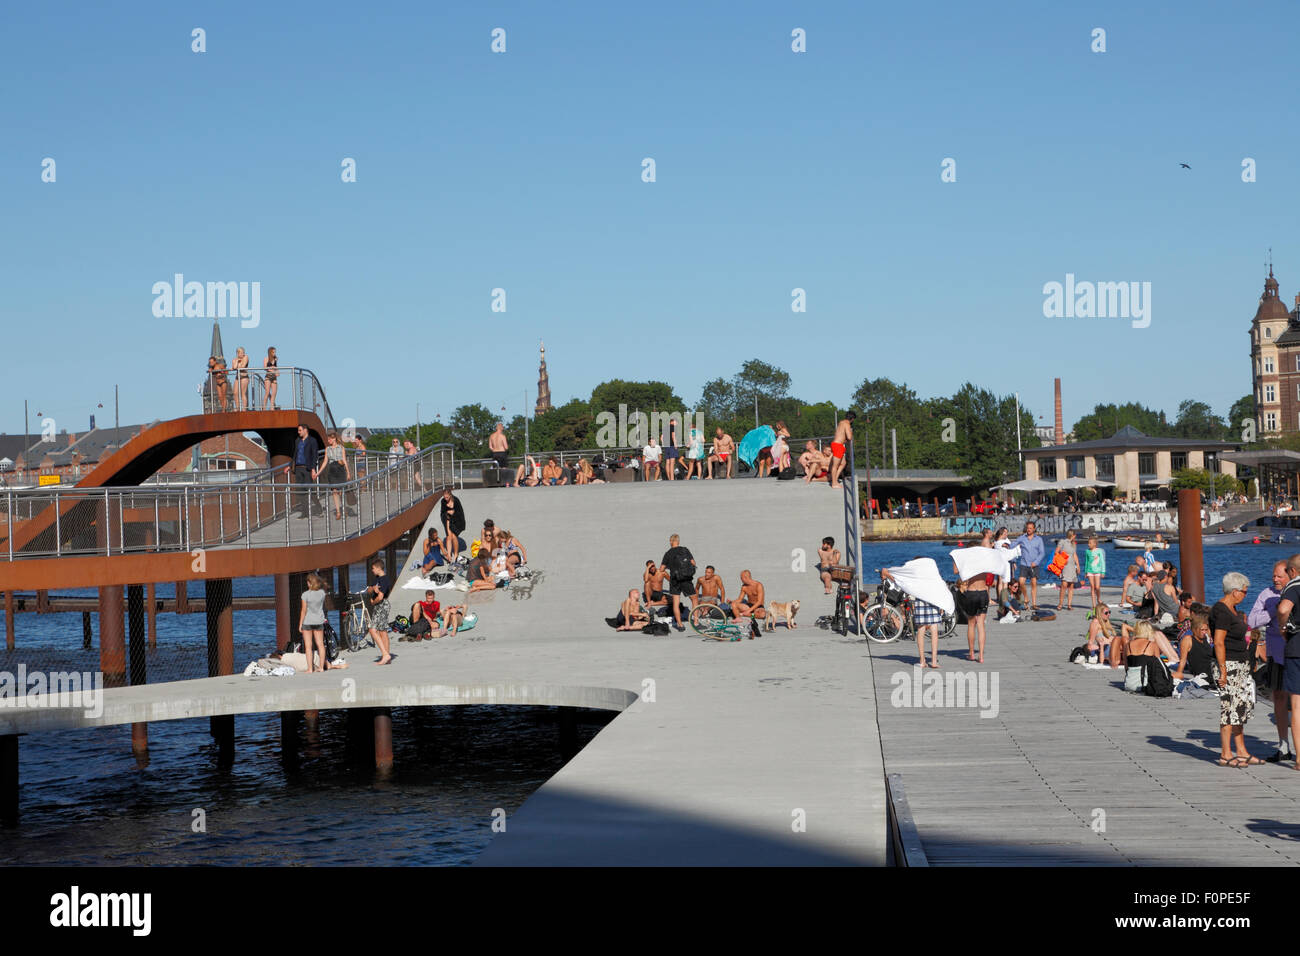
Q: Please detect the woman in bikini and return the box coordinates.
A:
[1086,605,1130,663]
[262,347,279,410]
[231,347,250,411]
[496,529,526,573]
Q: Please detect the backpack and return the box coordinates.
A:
[1143,657,1174,698]
[668,549,694,579]
[1068,645,1089,663]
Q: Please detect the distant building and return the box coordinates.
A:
[1022,426,1238,501]
[535,341,553,416]
[1250,267,1295,437]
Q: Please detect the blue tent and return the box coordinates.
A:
[737,426,776,468]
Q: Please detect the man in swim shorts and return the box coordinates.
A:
[800,440,830,484]
[829,411,855,489]
[488,422,510,483]
[707,427,735,479]
[696,565,731,615]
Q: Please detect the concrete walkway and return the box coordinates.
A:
[3,478,886,866]
[869,595,1300,866]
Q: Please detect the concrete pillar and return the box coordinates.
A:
[205,578,233,678]
[274,573,291,652]
[374,708,393,770]
[4,591,12,650]
[0,735,16,825]
[98,585,126,689]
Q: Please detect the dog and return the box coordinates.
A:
[765,599,800,631]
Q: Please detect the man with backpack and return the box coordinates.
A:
[661,533,698,631]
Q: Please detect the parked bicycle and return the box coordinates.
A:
[689,603,749,641]
[860,574,957,644]
[343,590,376,652]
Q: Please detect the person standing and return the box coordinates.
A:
[319,431,350,520]
[298,572,330,673]
[1013,521,1045,611]
[1249,559,1293,763]
[663,418,679,481]
[291,424,320,518]
[232,347,250,412]
[829,411,855,490]
[367,559,394,665]
[661,533,697,631]
[488,423,510,484]
[684,422,705,480]
[1272,554,1300,769]
[440,488,465,560]
[1056,529,1079,611]
[261,346,278,410]
[1083,536,1106,609]
[1211,573,1259,767]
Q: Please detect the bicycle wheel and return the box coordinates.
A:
[690,603,727,635]
[862,603,904,643]
[939,612,957,639]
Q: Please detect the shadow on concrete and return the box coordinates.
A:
[475,786,873,866]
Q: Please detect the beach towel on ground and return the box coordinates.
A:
[949,545,1021,583]
[885,558,955,614]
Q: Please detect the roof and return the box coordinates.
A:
[1023,425,1238,457]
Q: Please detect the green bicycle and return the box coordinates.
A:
[690,603,745,641]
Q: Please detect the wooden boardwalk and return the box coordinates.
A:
[869,598,1300,866]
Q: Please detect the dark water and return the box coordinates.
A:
[862,539,1292,599]
[0,571,613,865]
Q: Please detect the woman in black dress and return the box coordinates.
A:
[440,488,465,560]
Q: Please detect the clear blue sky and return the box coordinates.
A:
[3,0,1295,438]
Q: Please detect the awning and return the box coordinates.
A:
[991,478,1055,491]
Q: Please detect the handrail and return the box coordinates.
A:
[842,438,861,631]
[199,365,337,432]
[1,443,455,560]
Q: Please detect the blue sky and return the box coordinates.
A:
[2,0,1295,438]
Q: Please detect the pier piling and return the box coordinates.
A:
[98,585,126,688]
[128,584,148,757]
[5,591,14,649]
[205,578,233,678]
[212,715,234,768]
[146,581,156,648]
[280,711,299,764]
[1177,489,1205,603]
[175,580,189,614]
[274,573,290,652]
[81,611,92,649]
[374,708,394,770]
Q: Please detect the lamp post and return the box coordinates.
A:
[416,403,420,449]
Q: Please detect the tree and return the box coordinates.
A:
[1071,402,1172,441]
[589,380,684,418]
[1173,400,1226,440]
[1227,394,1255,443]
[1171,467,1242,497]
[449,403,497,459]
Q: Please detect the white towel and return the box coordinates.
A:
[884,557,955,614]
[949,545,1021,583]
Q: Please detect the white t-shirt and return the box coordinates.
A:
[643,444,662,463]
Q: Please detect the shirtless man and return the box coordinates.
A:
[643,560,669,608]
[732,570,767,623]
[817,537,841,594]
[617,590,650,631]
[696,565,730,615]
[488,423,509,483]
[541,456,568,486]
[706,427,736,479]
[799,441,831,484]
[829,411,855,489]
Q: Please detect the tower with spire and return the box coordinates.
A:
[1251,254,1291,437]
[534,341,553,416]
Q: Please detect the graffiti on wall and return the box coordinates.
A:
[870,518,945,538]
[943,511,1226,536]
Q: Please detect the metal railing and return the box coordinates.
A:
[199,365,336,431]
[2,443,455,560]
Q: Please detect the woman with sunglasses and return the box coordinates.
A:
[1211,573,1261,767]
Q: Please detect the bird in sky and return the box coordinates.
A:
[1180,163,1191,169]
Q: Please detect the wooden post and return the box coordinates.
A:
[1177,489,1205,604]
[374,708,393,770]
[274,573,291,652]
[98,585,126,689]
[4,591,12,650]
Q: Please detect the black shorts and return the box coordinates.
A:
[491,451,508,468]
[961,589,989,617]
[668,576,695,597]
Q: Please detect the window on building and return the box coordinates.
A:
[1295,355,1300,372]
[1039,459,1057,480]
[1067,456,1084,478]
[1266,356,1276,373]
[1266,384,1276,403]
[1267,327,1273,338]
[1267,411,1277,431]
[1138,453,1155,476]
[1095,455,1114,480]
[1171,452,1187,471]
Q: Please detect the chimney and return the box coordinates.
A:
[89,414,96,430]
[1054,378,1064,445]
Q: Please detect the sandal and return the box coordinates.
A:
[1239,756,1265,766]
[1217,756,1246,768]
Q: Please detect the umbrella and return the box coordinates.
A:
[737,426,776,468]
[991,478,1054,491]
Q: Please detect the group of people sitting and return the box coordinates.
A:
[402,588,469,641]
[415,513,529,592]
[607,534,769,637]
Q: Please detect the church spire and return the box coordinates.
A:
[534,340,553,416]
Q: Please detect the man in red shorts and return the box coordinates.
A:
[706,427,735,479]
[829,411,855,489]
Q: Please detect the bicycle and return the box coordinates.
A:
[343,590,376,652]
[689,603,747,641]
[860,578,957,644]
[827,565,857,635]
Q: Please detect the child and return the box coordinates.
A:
[1084,536,1106,609]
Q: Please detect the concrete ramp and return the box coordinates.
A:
[391,479,886,866]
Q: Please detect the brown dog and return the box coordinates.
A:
[764,599,800,631]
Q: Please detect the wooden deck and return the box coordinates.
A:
[869,600,1300,866]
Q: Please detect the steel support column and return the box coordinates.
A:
[98,585,126,689]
